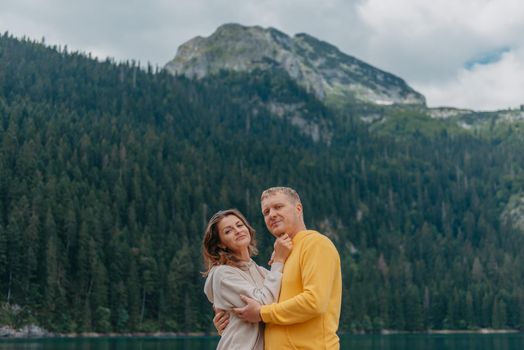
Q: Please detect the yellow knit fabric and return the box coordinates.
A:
[260,230,342,350]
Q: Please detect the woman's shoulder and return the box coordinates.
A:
[209,264,242,276]
[211,261,264,280]
[206,265,241,289]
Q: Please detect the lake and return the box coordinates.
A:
[0,333,522,349]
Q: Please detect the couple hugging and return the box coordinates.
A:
[202,187,342,350]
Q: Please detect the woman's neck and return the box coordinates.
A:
[236,249,250,262]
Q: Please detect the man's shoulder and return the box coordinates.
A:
[299,231,341,266]
[301,230,338,250]
[303,230,334,242]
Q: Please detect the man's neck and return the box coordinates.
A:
[288,225,307,239]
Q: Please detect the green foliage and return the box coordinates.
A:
[370,107,465,137]
[94,307,112,333]
[0,32,524,334]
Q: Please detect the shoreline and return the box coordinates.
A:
[427,329,520,335]
[380,329,520,335]
[0,325,521,339]
[0,325,214,339]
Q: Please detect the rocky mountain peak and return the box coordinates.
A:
[165,23,426,106]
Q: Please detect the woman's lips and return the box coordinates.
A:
[236,234,248,241]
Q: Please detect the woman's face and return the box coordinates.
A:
[217,214,251,256]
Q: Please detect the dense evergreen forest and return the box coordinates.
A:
[0,33,523,334]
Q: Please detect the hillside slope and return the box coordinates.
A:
[0,32,523,333]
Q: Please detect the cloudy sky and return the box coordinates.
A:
[1,0,523,111]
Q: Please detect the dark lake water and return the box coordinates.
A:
[0,333,522,349]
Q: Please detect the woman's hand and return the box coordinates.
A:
[272,234,293,263]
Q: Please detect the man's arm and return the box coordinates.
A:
[262,236,340,325]
[235,235,341,325]
[213,308,229,335]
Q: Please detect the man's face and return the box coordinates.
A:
[261,192,302,238]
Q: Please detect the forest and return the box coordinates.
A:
[0,33,523,333]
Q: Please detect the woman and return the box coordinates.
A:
[203,208,292,350]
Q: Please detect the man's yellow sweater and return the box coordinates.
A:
[260,230,342,350]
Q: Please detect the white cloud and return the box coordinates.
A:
[354,0,524,109]
[355,0,523,77]
[0,0,523,110]
[414,49,524,110]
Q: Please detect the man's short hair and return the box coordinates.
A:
[261,186,301,204]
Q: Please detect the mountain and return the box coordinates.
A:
[1,31,524,335]
[165,23,426,107]
[167,24,524,135]
[427,106,524,130]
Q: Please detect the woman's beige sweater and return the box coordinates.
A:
[204,260,283,350]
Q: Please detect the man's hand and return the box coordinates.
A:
[233,295,262,323]
[213,308,229,335]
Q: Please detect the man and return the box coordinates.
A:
[218,186,342,349]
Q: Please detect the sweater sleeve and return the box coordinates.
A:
[260,236,340,325]
[212,262,284,310]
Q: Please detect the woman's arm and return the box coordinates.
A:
[213,262,284,309]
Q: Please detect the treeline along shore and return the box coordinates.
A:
[0,32,523,334]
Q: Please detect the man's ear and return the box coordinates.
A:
[296,202,303,215]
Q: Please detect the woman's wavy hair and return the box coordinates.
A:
[202,209,258,276]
